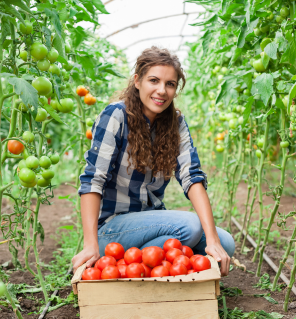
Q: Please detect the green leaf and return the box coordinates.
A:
[76,54,96,80]
[5,0,31,13]
[275,98,285,110]
[261,53,270,69]
[201,30,212,57]
[7,77,39,110]
[264,295,278,304]
[42,103,66,125]
[291,75,296,80]
[4,4,25,25]
[215,45,233,53]
[92,0,110,14]
[280,36,296,65]
[102,68,126,78]
[241,71,253,90]
[69,7,78,18]
[254,73,273,106]
[58,225,74,230]
[190,14,217,27]
[1,17,11,45]
[288,82,296,114]
[237,18,258,48]
[215,77,237,105]
[264,42,278,59]
[0,12,17,27]
[229,47,242,66]
[242,96,254,127]
[37,221,45,244]
[57,55,68,64]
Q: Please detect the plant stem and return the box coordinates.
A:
[283,243,296,312]
[253,116,270,262]
[4,286,24,319]
[239,185,251,243]
[272,225,296,291]
[32,196,49,304]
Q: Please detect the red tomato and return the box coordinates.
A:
[182,246,194,258]
[117,259,126,265]
[188,269,195,274]
[163,238,182,252]
[126,263,145,278]
[8,140,25,155]
[101,265,121,279]
[170,263,188,276]
[161,260,172,270]
[141,263,152,277]
[151,265,170,277]
[105,242,125,260]
[82,268,101,280]
[165,248,183,263]
[142,246,164,268]
[95,256,116,271]
[189,254,204,267]
[117,264,127,278]
[192,256,211,272]
[124,247,142,265]
[173,255,192,270]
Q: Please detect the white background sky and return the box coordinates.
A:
[97,0,205,68]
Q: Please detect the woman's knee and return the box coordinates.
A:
[177,211,203,247]
[216,227,235,257]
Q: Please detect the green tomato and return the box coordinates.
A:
[253,72,260,79]
[30,42,48,61]
[280,141,289,148]
[260,38,272,51]
[280,7,289,18]
[58,98,74,113]
[61,69,70,81]
[47,48,59,63]
[37,59,50,71]
[39,96,48,105]
[214,66,221,73]
[19,168,36,183]
[20,177,37,188]
[229,118,238,129]
[260,24,270,34]
[96,79,103,86]
[254,28,261,36]
[35,108,47,122]
[257,138,264,148]
[32,76,52,96]
[18,159,27,170]
[266,11,274,20]
[221,67,228,74]
[22,131,34,143]
[238,116,244,124]
[48,64,60,76]
[19,20,33,35]
[22,148,30,160]
[42,169,54,180]
[50,99,61,111]
[217,74,224,82]
[25,156,39,169]
[19,102,28,112]
[253,59,267,73]
[276,15,284,23]
[250,58,255,67]
[39,156,51,169]
[243,89,250,96]
[256,150,262,158]
[63,61,74,71]
[50,154,60,164]
[20,50,28,62]
[86,118,93,127]
[216,145,224,152]
[37,175,50,187]
[65,44,71,53]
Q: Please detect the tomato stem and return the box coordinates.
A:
[283,243,296,312]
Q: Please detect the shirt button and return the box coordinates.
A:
[142,201,145,204]
[112,164,115,168]
[94,147,97,150]
[102,232,105,235]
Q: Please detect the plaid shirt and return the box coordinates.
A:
[78,101,207,229]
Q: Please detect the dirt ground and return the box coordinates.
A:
[0,182,296,318]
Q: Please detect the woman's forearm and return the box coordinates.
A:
[81,192,101,248]
[187,183,220,244]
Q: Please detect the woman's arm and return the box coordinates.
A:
[72,193,101,273]
[188,183,231,276]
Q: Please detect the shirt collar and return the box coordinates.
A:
[142,112,156,130]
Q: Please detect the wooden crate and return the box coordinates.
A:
[72,256,221,319]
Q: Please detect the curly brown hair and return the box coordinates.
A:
[119,46,186,180]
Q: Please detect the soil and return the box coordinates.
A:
[0,181,296,318]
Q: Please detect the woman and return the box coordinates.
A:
[72,47,235,276]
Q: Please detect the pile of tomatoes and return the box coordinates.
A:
[82,239,211,280]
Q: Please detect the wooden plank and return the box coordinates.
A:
[71,263,86,284]
[78,281,216,306]
[215,280,220,296]
[80,300,219,319]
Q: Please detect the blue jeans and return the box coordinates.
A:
[97,210,235,258]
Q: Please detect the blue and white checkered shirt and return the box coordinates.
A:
[78,101,207,229]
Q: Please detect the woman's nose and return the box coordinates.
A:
[156,83,166,95]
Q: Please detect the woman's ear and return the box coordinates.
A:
[134,74,140,89]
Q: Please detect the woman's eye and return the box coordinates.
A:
[150,79,157,83]
[168,82,175,87]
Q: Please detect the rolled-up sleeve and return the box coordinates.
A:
[175,115,207,199]
[78,104,124,197]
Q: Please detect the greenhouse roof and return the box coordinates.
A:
[98,0,205,67]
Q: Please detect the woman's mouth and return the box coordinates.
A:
[151,97,166,106]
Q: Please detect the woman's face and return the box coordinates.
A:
[134,65,178,124]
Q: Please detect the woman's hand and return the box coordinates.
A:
[205,241,231,276]
[72,245,100,273]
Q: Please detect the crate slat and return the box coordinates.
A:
[80,300,219,319]
[78,280,216,306]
